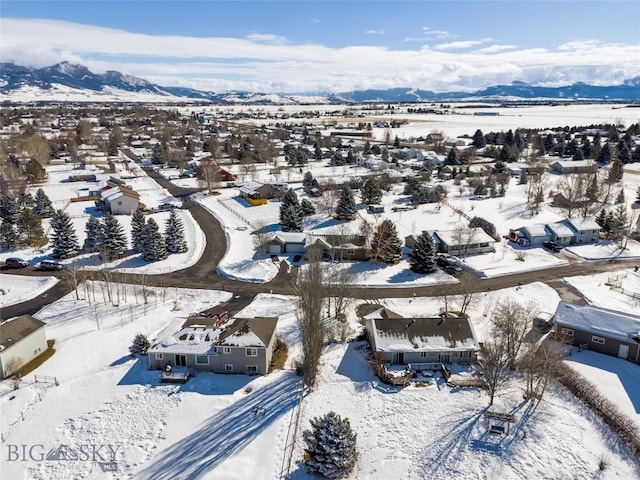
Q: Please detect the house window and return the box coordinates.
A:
[246,365,258,374]
[155,353,163,360]
[196,355,209,365]
[420,352,427,358]
[117,201,122,206]
[222,346,231,354]
[225,364,234,372]
[246,347,258,357]
[592,336,605,345]
[33,348,41,356]
[560,328,574,337]
[347,249,355,256]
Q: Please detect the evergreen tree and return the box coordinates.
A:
[303,171,314,186]
[50,209,79,259]
[303,412,357,480]
[371,219,402,262]
[597,142,612,164]
[618,143,631,164]
[608,157,623,182]
[279,189,303,232]
[100,213,128,260]
[360,178,382,205]
[595,209,607,228]
[409,231,436,273]
[604,211,614,234]
[615,189,625,205]
[17,209,45,247]
[587,174,599,201]
[609,204,628,242]
[164,210,187,254]
[472,129,485,148]
[635,186,640,205]
[142,218,168,262]
[25,159,46,183]
[33,188,55,218]
[129,333,150,357]
[445,147,459,165]
[469,216,497,238]
[83,216,104,253]
[335,185,357,218]
[131,209,147,253]
[0,219,19,249]
[0,195,19,223]
[301,199,316,217]
[572,147,584,161]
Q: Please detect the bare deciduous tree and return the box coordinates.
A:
[491,299,535,369]
[519,343,562,402]
[294,250,326,389]
[198,156,220,193]
[480,340,509,405]
[3,356,23,378]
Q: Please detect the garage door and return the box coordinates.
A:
[269,245,282,254]
[286,243,306,253]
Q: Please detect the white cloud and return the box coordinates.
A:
[435,39,492,50]
[421,27,450,39]
[1,18,638,93]
[364,29,384,35]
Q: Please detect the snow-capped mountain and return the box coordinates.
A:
[2,62,640,104]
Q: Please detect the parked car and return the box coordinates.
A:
[543,241,563,252]
[5,257,29,268]
[39,260,63,271]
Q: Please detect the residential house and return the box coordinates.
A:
[565,217,601,243]
[0,315,48,379]
[510,227,530,247]
[362,307,479,369]
[549,160,597,174]
[266,232,307,255]
[239,182,287,206]
[148,316,279,375]
[99,186,141,215]
[433,228,496,256]
[545,221,575,246]
[306,233,370,261]
[553,302,640,363]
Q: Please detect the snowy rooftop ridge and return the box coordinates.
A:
[553,301,640,342]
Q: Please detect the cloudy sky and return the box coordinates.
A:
[2,0,640,93]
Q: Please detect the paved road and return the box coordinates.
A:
[2,167,638,319]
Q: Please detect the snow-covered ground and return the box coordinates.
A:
[0,274,59,308]
[563,267,640,315]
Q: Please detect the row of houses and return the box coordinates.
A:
[509,217,601,246]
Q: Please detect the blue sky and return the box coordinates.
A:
[2,1,639,93]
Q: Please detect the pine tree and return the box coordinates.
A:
[360,178,382,205]
[142,218,168,262]
[409,231,437,273]
[303,412,357,480]
[608,157,623,182]
[595,209,607,228]
[25,159,46,183]
[597,142,612,164]
[445,147,459,165]
[301,199,316,217]
[83,216,104,253]
[635,186,640,205]
[469,216,497,238]
[618,143,631,164]
[279,188,303,232]
[0,219,18,249]
[129,333,150,357]
[615,189,625,205]
[50,209,79,259]
[371,219,402,262]
[164,210,187,253]
[472,129,485,148]
[335,185,356,219]
[17,209,45,247]
[0,195,19,223]
[609,204,628,243]
[100,213,128,260]
[303,171,314,186]
[33,188,54,218]
[131,209,147,253]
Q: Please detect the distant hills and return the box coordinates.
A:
[2,61,640,104]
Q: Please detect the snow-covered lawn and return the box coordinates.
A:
[0,274,60,308]
[565,240,640,261]
[563,267,640,315]
[565,350,640,430]
[291,341,640,480]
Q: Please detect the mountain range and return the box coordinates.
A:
[2,62,640,104]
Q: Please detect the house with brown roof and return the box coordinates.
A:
[148,316,279,375]
[98,186,141,215]
[0,315,48,379]
[362,307,479,369]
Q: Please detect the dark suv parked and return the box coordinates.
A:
[543,241,563,253]
[5,257,29,268]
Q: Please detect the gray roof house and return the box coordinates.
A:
[99,186,140,215]
[433,228,496,256]
[362,307,479,369]
[148,316,279,375]
[565,217,601,243]
[0,315,48,379]
[546,221,575,246]
[553,302,640,363]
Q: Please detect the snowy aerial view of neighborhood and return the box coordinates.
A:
[1,1,640,479]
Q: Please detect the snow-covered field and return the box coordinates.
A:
[0,274,59,308]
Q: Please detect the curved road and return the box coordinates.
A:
[2,167,638,318]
